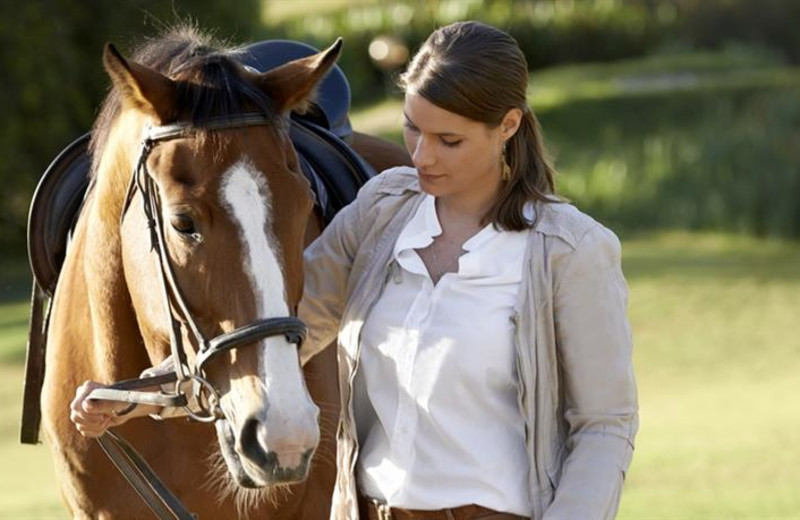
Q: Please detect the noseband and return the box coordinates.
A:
[89,113,309,520]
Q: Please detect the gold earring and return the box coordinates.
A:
[501,142,511,182]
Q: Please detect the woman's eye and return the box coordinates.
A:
[441,138,462,148]
[170,213,196,235]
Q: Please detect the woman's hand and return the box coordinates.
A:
[69,381,131,437]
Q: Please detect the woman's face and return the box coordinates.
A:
[402,93,505,209]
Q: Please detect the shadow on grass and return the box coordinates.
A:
[0,256,33,366]
[0,349,27,366]
[0,315,29,329]
[621,232,800,282]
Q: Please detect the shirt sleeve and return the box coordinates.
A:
[544,224,639,519]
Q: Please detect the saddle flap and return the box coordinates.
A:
[290,116,375,223]
[27,133,92,297]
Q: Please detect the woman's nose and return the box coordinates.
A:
[412,136,435,168]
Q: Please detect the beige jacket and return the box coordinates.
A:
[299,167,638,520]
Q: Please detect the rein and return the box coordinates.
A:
[87,113,308,519]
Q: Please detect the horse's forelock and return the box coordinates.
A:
[89,25,279,179]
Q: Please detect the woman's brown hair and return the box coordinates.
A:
[399,21,559,231]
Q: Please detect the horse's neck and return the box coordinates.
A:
[65,172,150,382]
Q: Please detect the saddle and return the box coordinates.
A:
[21,40,375,444]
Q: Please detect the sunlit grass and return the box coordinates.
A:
[624,232,800,389]
[619,232,800,518]
[351,49,800,135]
[624,372,800,517]
[0,363,65,519]
[0,300,30,364]
[0,257,63,518]
[527,50,800,111]
[350,96,405,136]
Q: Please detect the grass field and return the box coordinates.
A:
[618,233,800,518]
[0,256,65,519]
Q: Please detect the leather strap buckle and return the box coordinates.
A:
[373,499,393,520]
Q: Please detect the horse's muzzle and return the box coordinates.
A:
[238,414,317,484]
[215,412,318,488]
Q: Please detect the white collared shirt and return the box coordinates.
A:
[354,194,532,515]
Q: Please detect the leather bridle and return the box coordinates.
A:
[88,113,309,519]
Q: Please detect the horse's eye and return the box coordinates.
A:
[170,213,196,235]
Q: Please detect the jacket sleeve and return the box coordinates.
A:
[297,171,393,365]
[297,199,362,365]
[544,224,639,519]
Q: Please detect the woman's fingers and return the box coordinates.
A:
[69,406,111,437]
[69,381,125,437]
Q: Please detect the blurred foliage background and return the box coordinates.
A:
[1,0,800,250]
[1,0,799,518]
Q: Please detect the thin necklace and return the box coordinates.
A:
[429,236,457,282]
[430,239,444,282]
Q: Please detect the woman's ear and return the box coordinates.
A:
[500,108,523,141]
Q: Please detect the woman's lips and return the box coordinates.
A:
[418,171,443,181]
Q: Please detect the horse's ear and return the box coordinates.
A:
[253,38,343,114]
[102,43,177,124]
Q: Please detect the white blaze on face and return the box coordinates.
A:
[220,159,318,468]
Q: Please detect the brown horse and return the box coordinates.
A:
[40,28,409,519]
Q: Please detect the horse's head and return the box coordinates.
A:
[96,35,341,488]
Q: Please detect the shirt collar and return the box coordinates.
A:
[392,196,533,278]
[393,194,440,257]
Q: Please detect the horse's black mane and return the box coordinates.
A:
[90,25,278,177]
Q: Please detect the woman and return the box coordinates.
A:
[73,21,637,519]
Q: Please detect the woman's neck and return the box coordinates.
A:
[435,195,492,238]
[435,181,500,230]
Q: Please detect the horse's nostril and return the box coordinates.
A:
[238,416,269,469]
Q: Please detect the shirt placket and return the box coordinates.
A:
[389,276,435,467]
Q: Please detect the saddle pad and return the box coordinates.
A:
[238,40,353,141]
